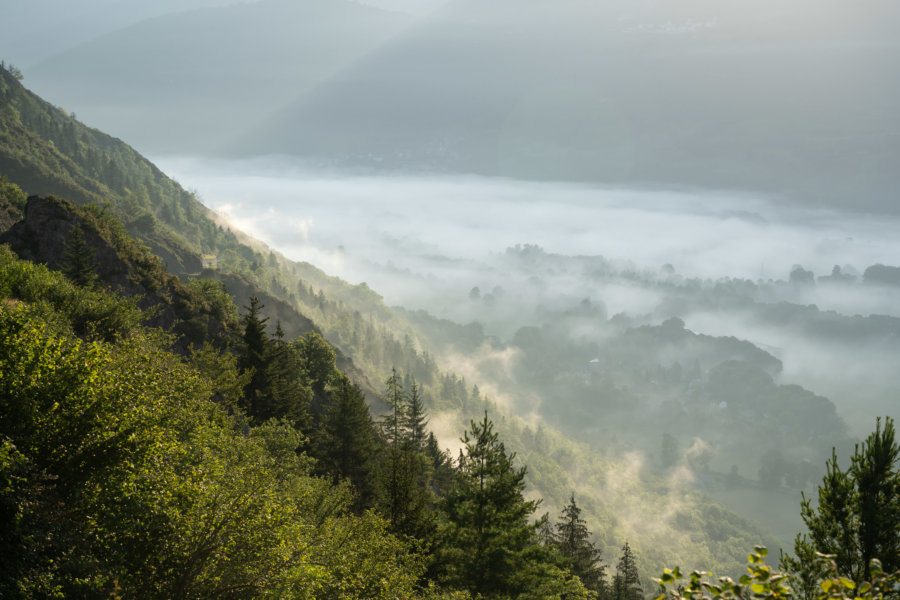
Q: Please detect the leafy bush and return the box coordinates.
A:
[653,548,899,600]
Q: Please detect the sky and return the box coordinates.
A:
[359,0,447,14]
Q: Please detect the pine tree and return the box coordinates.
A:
[614,541,642,600]
[786,417,900,587]
[294,332,338,415]
[853,417,900,578]
[62,225,97,288]
[315,377,380,511]
[382,367,405,445]
[437,412,541,598]
[405,379,429,451]
[268,321,312,432]
[611,573,625,600]
[377,369,431,539]
[557,494,607,598]
[237,296,275,420]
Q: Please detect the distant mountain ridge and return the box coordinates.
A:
[24,0,411,153]
[241,0,900,212]
[0,0,242,67]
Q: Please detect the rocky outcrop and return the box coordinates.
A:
[1,195,129,286]
[0,195,233,353]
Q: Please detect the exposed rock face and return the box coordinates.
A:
[1,195,80,266]
[1,195,130,287]
[0,195,229,352]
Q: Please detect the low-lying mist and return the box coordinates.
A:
[158,154,900,558]
[160,156,900,304]
[159,155,900,433]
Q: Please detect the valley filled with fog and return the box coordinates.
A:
[160,155,900,544]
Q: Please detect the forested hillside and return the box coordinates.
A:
[0,239,428,597]
[0,62,797,590]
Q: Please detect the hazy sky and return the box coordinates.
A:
[359,0,447,14]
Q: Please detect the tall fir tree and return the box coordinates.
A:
[377,369,431,540]
[382,367,405,445]
[437,412,541,598]
[314,377,380,511]
[556,494,607,598]
[237,295,274,420]
[405,379,429,451]
[268,321,312,432]
[614,541,642,600]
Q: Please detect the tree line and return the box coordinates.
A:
[229,291,648,599]
[0,237,643,598]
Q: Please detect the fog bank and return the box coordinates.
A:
[158,155,900,303]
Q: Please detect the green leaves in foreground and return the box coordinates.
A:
[0,299,434,599]
[654,547,899,600]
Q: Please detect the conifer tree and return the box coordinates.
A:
[268,321,312,432]
[62,225,97,288]
[382,367,405,445]
[315,377,380,511]
[557,494,608,598]
[377,369,431,539]
[611,573,625,600]
[785,417,900,587]
[853,417,900,578]
[405,378,429,450]
[438,412,541,598]
[614,541,642,600]
[237,296,278,421]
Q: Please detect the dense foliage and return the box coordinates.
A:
[0,253,437,599]
[781,417,900,599]
[0,224,614,598]
[655,548,900,600]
